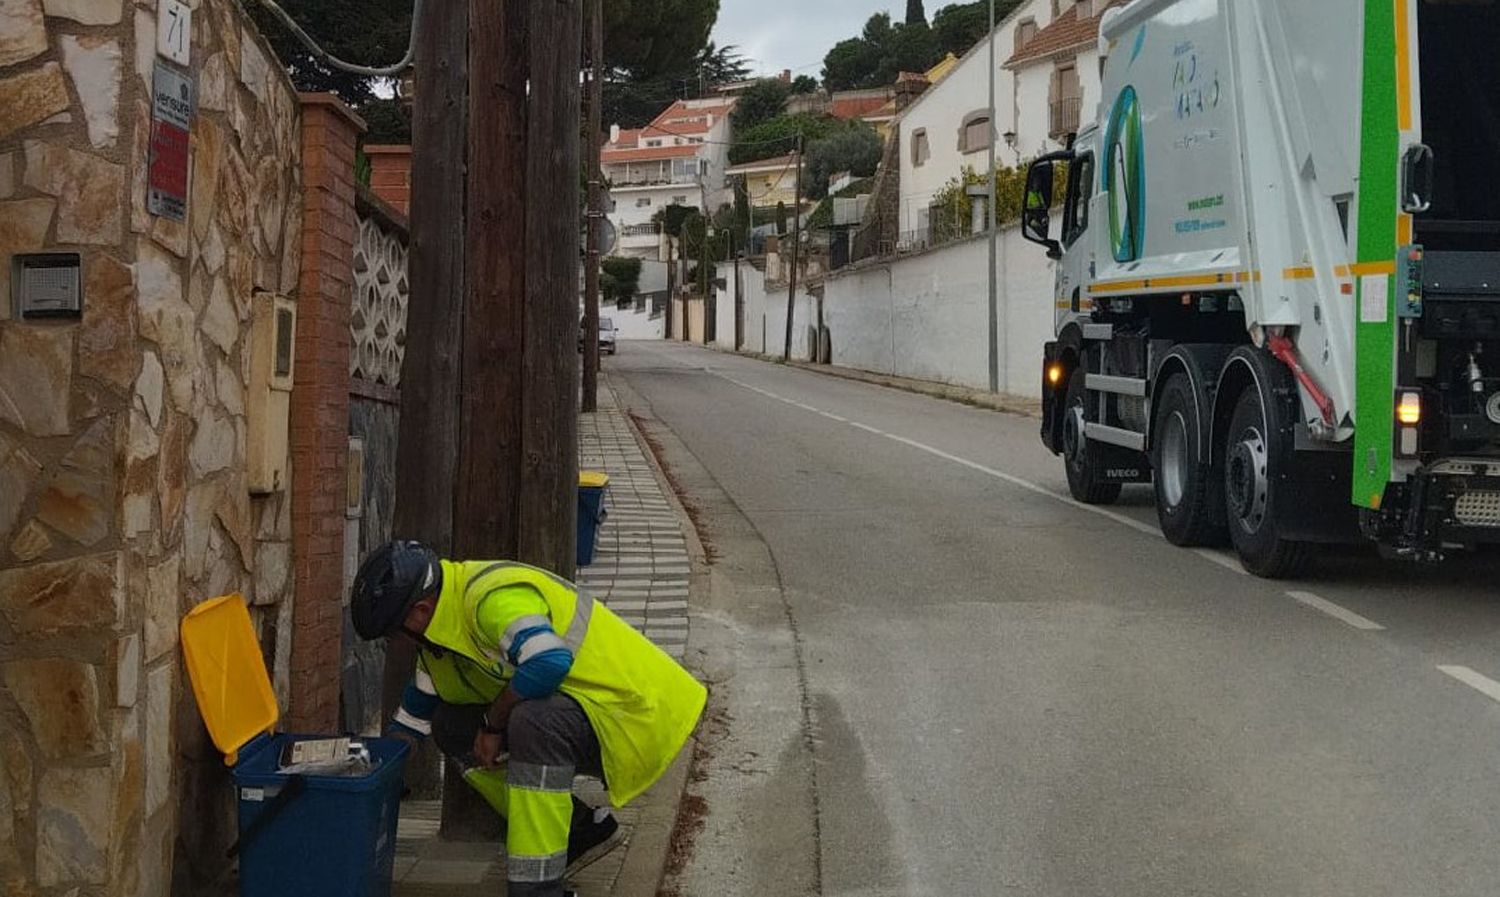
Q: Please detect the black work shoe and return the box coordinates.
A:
[566,808,623,876]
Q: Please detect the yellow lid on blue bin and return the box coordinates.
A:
[580,471,610,488]
[181,594,279,767]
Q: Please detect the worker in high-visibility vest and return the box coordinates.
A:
[351,541,706,897]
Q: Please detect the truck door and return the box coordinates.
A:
[1059,143,1096,317]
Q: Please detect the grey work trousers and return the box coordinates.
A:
[430,693,605,897]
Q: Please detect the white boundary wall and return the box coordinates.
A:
[822,223,1055,398]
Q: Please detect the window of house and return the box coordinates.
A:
[646,139,662,147]
[1015,19,1037,52]
[672,195,689,205]
[959,111,992,153]
[911,128,930,167]
[636,197,652,208]
[1050,62,1082,137]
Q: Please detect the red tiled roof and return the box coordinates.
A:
[648,99,736,135]
[1005,0,1127,68]
[610,127,644,149]
[601,143,700,163]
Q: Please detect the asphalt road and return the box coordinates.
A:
[609,341,1500,897]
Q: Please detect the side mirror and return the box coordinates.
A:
[1021,159,1063,258]
[1402,144,1434,215]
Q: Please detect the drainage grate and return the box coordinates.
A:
[1454,490,1500,528]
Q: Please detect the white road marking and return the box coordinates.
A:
[1438,665,1500,704]
[820,411,849,423]
[1285,591,1386,631]
[1193,548,1248,575]
[850,422,885,435]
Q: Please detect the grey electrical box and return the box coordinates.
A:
[13,253,82,319]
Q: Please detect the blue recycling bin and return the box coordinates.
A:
[233,734,410,897]
[578,471,610,566]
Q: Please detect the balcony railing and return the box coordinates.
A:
[1050,96,1082,138]
[621,224,660,238]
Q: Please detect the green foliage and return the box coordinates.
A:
[603,0,721,77]
[776,201,788,235]
[728,113,847,166]
[731,79,791,133]
[804,127,883,200]
[927,162,1068,241]
[906,0,927,25]
[652,203,699,238]
[808,177,875,231]
[821,12,943,91]
[602,29,741,128]
[790,75,819,94]
[601,256,643,304]
[359,97,411,145]
[245,0,413,105]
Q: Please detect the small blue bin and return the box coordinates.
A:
[233,734,410,897]
[578,471,610,566]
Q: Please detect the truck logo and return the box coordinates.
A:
[1104,86,1146,263]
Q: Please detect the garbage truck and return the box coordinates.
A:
[1022,0,1500,576]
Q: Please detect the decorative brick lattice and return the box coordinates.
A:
[350,215,409,386]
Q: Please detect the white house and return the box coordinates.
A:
[895,0,1123,239]
[602,97,737,259]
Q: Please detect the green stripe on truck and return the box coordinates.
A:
[1352,0,1400,509]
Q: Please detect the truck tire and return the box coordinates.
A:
[1151,373,1226,546]
[1224,388,1311,578]
[1063,367,1123,505]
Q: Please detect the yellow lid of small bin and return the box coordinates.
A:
[580,471,610,489]
[180,594,279,767]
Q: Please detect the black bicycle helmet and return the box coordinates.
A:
[351,540,441,639]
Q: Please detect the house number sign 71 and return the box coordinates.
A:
[157,0,191,66]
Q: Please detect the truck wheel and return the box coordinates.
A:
[1152,373,1226,546]
[1063,367,1123,505]
[1224,388,1311,578]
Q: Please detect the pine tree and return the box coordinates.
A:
[905,0,927,25]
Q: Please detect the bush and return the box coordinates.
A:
[601,256,642,305]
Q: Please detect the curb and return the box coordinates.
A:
[714,346,1043,419]
[602,372,710,897]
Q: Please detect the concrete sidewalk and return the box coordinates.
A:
[392,372,697,897]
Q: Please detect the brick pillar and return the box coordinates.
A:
[365,145,412,215]
[288,93,366,732]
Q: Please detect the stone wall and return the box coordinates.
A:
[0,1,302,894]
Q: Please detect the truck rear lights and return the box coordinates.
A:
[1047,363,1065,387]
[1398,391,1423,425]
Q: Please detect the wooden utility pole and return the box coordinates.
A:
[582,0,603,412]
[386,0,467,806]
[782,136,803,361]
[431,0,530,839]
[519,0,582,578]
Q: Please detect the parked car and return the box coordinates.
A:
[579,316,618,355]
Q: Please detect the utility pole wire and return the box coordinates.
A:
[249,0,423,77]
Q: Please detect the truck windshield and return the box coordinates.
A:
[1418,0,1500,250]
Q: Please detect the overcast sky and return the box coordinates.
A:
[712,1,900,81]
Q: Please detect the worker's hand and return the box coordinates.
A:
[472,730,505,769]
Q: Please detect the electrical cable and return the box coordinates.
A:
[248,0,421,78]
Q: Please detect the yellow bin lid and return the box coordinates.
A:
[580,471,610,489]
[180,594,279,766]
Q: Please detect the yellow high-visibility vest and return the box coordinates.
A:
[420,560,706,807]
